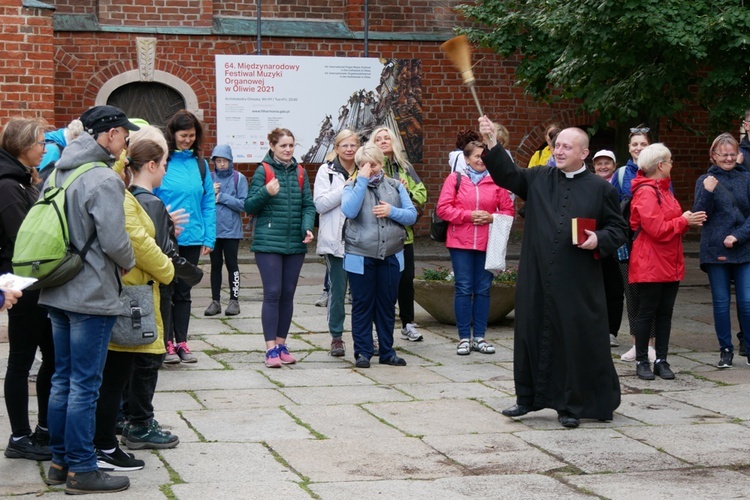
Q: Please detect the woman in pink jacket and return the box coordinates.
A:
[437,141,515,355]
[628,143,706,380]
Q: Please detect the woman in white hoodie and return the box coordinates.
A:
[314,129,360,357]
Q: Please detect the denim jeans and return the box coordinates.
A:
[449,248,494,340]
[47,308,115,472]
[348,255,401,360]
[705,263,750,351]
[324,254,348,338]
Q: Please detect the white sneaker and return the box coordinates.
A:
[609,334,619,347]
[315,291,329,308]
[648,346,656,363]
[400,323,423,342]
[621,345,636,361]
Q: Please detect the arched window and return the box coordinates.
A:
[107,82,185,128]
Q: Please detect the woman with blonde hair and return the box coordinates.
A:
[0,117,54,461]
[94,138,178,471]
[368,126,427,341]
[694,133,750,368]
[314,129,360,357]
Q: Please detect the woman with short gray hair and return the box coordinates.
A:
[628,143,706,380]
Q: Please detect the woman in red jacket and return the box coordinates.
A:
[629,143,706,380]
[437,141,515,356]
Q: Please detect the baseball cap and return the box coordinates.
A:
[80,106,140,135]
[592,149,616,163]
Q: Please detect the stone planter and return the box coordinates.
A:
[413,279,516,325]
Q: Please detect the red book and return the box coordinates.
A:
[572,218,596,245]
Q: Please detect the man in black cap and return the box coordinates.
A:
[39,105,138,494]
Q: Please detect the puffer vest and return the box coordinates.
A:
[344,177,406,259]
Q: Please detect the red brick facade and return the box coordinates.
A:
[2,1,719,235]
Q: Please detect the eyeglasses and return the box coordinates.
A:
[36,141,46,147]
[713,152,738,160]
[630,127,650,134]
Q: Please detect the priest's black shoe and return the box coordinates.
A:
[501,404,533,417]
[557,412,580,429]
[636,360,655,380]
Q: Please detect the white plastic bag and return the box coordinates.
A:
[484,214,514,273]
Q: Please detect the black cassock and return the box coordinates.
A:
[484,145,627,420]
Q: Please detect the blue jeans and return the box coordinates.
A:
[348,255,401,360]
[705,263,750,351]
[450,248,494,340]
[47,308,116,472]
[324,255,347,338]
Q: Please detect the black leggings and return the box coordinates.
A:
[633,282,680,362]
[255,252,305,342]
[4,289,54,437]
[209,239,240,301]
[169,245,202,344]
[95,350,134,450]
[397,243,415,327]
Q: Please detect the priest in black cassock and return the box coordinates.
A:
[478,117,627,428]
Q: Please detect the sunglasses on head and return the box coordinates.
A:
[630,127,650,134]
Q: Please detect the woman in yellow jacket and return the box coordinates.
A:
[527,123,561,168]
[93,139,177,471]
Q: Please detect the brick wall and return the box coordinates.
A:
[97,0,212,26]
[49,0,96,16]
[42,0,715,235]
[0,1,55,123]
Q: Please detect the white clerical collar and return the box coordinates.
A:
[562,164,587,178]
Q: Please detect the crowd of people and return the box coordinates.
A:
[1,103,749,492]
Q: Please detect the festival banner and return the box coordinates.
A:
[215,55,422,164]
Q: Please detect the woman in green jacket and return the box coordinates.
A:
[244,128,316,367]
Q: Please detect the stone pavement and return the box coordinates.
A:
[2,239,750,499]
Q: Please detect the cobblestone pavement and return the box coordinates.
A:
[1,241,749,499]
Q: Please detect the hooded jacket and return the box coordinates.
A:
[108,190,174,354]
[314,159,353,258]
[244,150,315,254]
[0,148,37,275]
[38,132,135,315]
[383,158,427,245]
[693,164,750,269]
[39,128,67,172]
[210,148,248,240]
[154,149,216,249]
[436,171,515,252]
[628,172,688,284]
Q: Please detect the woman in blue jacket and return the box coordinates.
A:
[205,144,248,317]
[155,110,216,364]
[693,133,750,368]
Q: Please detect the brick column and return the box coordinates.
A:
[0,1,55,122]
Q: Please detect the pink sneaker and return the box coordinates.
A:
[277,344,296,365]
[175,341,197,363]
[265,347,282,368]
[164,341,180,364]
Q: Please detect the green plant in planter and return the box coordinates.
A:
[421,266,517,284]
